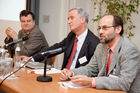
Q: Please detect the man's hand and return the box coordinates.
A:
[5,27,18,40]
[20,56,32,63]
[60,69,74,80]
[71,75,93,86]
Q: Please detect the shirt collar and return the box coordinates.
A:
[108,37,120,53]
[76,29,88,41]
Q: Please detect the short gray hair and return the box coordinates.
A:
[69,8,89,23]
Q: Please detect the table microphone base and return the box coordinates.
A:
[37,76,52,82]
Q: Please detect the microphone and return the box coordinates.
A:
[5,36,28,47]
[32,54,45,62]
[41,47,66,56]
[34,47,66,82]
[32,47,66,62]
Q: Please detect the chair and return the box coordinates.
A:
[51,56,56,65]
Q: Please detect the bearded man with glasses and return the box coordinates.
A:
[60,14,140,93]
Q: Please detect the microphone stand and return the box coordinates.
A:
[37,56,52,82]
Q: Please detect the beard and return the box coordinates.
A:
[100,34,115,44]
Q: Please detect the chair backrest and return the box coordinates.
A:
[51,56,56,65]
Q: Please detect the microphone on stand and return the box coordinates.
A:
[4,36,28,48]
[32,47,66,62]
[32,47,66,82]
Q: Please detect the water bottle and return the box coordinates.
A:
[14,44,21,70]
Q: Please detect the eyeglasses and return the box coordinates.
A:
[97,25,117,31]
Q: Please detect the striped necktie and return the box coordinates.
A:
[66,37,78,69]
[105,48,111,76]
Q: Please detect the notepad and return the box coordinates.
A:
[58,81,90,88]
[25,62,45,69]
[28,68,61,74]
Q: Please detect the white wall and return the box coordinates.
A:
[0,0,26,46]
[0,20,21,46]
[0,0,26,21]
[131,6,140,49]
[39,0,63,46]
[39,0,69,69]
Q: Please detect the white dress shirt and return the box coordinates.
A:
[70,29,88,69]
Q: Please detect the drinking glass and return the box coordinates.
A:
[0,58,13,78]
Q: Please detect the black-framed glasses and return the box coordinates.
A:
[97,25,117,31]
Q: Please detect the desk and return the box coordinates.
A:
[0,68,126,93]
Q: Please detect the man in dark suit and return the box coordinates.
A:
[22,8,99,69]
[44,8,99,69]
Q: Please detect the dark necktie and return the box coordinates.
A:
[66,37,78,69]
[105,48,111,76]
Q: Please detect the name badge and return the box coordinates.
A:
[78,56,87,64]
[109,74,118,78]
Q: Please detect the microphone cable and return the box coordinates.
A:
[0,57,32,87]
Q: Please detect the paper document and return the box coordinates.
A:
[58,81,90,88]
[0,73,17,79]
[28,68,61,74]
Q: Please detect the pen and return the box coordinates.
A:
[65,71,72,80]
[68,76,72,80]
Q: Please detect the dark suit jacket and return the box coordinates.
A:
[46,29,99,69]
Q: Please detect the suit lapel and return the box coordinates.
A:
[108,37,123,75]
[78,33,88,57]
[97,45,108,76]
[75,30,89,66]
[101,45,108,75]
[65,35,75,58]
